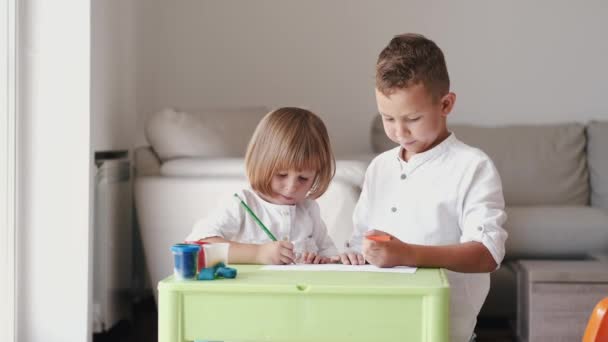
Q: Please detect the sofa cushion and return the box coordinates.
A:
[161,158,246,178]
[134,146,161,177]
[161,158,368,187]
[371,117,589,206]
[504,206,608,258]
[451,123,588,206]
[587,121,608,209]
[145,107,268,162]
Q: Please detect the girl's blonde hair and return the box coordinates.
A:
[245,107,335,199]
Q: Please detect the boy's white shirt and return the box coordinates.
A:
[351,132,508,342]
[186,188,338,257]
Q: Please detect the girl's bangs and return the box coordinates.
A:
[274,144,322,173]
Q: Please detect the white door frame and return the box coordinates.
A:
[1,0,17,341]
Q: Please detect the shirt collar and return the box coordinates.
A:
[396,132,457,172]
[250,188,298,210]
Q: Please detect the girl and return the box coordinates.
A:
[185,107,338,264]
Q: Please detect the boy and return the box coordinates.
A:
[340,34,508,342]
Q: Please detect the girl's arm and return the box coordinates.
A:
[201,236,295,265]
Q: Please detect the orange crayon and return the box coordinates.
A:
[365,235,391,242]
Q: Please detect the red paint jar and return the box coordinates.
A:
[185,240,208,272]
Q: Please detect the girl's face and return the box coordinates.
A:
[262,168,317,205]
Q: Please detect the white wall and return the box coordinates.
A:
[134,0,608,156]
[16,1,137,340]
[1,1,17,341]
[18,1,91,341]
[92,0,137,151]
[90,0,139,333]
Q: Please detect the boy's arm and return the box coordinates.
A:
[362,231,497,272]
[457,157,508,270]
[407,241,497,272]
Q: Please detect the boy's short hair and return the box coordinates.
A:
[376,33,450,101]
[245,107,335,199]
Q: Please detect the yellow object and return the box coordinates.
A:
[158,265,449,341]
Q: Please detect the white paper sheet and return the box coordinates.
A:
[260,264,417,273]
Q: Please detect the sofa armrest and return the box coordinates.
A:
[134,146,161,176]
[589,253,608,263]
[587,121,608,209]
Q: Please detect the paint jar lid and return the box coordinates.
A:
[185,240,208,246]
[171,243,200,253]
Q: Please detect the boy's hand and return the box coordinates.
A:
[363,230,414,268]
[256,241,295,265]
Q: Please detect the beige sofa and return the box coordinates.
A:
[134,107,367,303]
[134,107,608,319]
[372,117,608,317]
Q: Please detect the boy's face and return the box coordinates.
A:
[376,84,455,160]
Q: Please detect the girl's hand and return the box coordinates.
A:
[299,252,325,264]
[327,239,365,265]
[332,252,365,265]
[363,230,413,268]
[319,256,335,264]
[256,241,295,265]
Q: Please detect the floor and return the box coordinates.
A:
[475,317,516,342]
[93,296,517,342]
[93,297,157,342]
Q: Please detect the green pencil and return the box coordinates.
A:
[233,193,277,241]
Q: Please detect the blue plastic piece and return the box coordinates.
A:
[196,262,237,281]
[197,267,217,280]
[216,266,237,278]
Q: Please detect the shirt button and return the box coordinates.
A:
[401,174,407,180]
[391,207,397,213]
[477,226,483,232]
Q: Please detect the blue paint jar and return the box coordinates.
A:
[171,243,200,280]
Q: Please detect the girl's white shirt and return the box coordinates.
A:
[186,188,338,256]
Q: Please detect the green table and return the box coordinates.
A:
[158,265,449,341]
